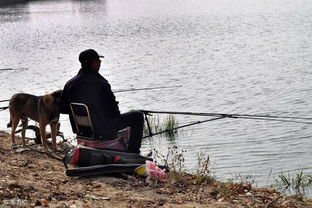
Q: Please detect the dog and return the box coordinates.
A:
[7,90,62,152]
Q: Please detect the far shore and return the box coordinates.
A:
[0,0,27,6]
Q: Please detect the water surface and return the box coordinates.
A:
[1,0,312,187]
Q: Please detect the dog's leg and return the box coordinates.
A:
[21,118,28,147]
[39,122,48,151]
[10,117,20,148]
[50,122,58,152]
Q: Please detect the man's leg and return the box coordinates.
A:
[113,110,144,154]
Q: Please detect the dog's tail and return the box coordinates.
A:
[7,119,12,128]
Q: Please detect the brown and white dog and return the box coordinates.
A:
[7,90,62,152]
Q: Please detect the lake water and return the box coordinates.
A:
[1,0,312,188]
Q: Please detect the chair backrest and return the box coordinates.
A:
[70,103,93,138]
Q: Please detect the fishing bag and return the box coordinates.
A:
[63,145,152,177]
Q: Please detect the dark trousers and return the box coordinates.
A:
[113,111,144,154]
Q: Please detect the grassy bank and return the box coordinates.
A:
[0,131,311,208]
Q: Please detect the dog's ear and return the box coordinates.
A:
[51,90,62,105]
[43,90,63,109]
[51,90,62,99]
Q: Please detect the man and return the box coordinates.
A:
[59,49,144,154]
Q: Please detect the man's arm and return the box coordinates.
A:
[102,82,120,118]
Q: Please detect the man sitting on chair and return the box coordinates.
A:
[59,49,144,154]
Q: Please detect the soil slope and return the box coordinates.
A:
[0,131,311,208]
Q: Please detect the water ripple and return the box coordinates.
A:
[0,0,312,190]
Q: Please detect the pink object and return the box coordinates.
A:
[77,137,127,150]
[77,127,130,151]
[146,161,167,180]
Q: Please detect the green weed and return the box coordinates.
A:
[194,152,215,185]
[150,146,216,185]
[143,114,179,139]
[275,171,312,195]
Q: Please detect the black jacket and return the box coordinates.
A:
[59,67,120,140]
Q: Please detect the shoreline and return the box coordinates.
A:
[0,0,27,6]
[0,131,311,207]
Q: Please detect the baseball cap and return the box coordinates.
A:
[79,49,104,64]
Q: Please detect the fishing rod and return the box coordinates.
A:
[228,116,312,125]
[0,106,9,112]
[0,85,182,103]
[0,68,28,71]
[141,109,312,138]
[113,85,182,93]
[0,100,9,103]
[140,110,312,122]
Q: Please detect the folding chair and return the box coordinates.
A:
[70,102,130,151]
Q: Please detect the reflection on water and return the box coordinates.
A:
[0,0,312,190]
[0,2,30,23]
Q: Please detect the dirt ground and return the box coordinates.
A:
[0,131,311,208]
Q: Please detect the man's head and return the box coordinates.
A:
[79,49,104,71]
